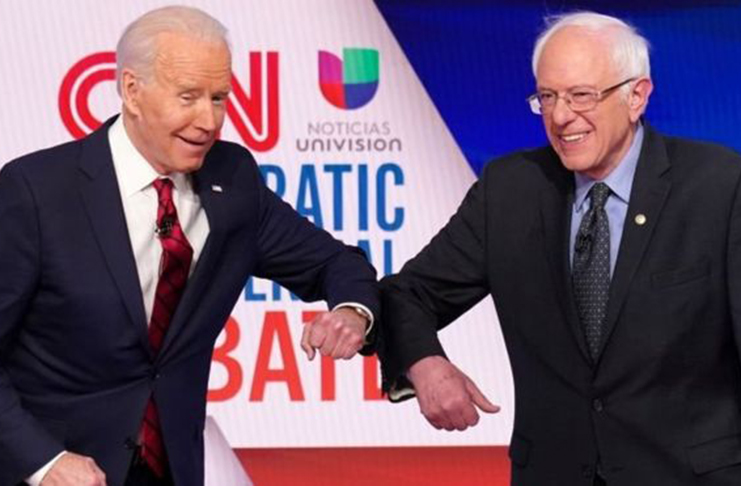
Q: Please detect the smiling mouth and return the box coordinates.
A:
[178,135,210,147]
[560,132,590,143]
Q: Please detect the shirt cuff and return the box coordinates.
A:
[26,451,67,486]
[388,382,416,402]
[331,302,375,339]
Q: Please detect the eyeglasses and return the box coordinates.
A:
[527,78,636,115]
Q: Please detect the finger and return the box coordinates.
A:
[338,343,361,360]
[453,415,471,431]
[426,411,446,430]
[338,342,360,359]
[333,329,363,359]
[300,324,315,361]
[329,341,348,359]
[308,323,327,350]
[418,399,444,430]
[426,416,443,430]
[93,465,107,486]
[319,331,339,357]
[440,406,469,432]
[442,417,457,431]
[425,405,456,431]
[460,401,480,427]
[85,458,107,486]
[96,472,108,486]
[465,379,500,413]
[317,317,344,356]
[327,324,347,358]
[439,398,474,431]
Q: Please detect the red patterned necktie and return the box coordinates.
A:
[140,178,193,477]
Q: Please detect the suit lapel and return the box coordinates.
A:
[596,126,671,361]
[76,117,150,355]
[539,151,593,365]
[158,155,230,360]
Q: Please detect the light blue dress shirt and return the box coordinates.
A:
[569,124,644,277]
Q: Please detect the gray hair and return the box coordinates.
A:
[531,11,651,86]
[116,5,230,93]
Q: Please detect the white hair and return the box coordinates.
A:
[116,5,230,93]
[531,11,651,87]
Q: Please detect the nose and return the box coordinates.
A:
[194,99,220,133]
[549,95,577,127]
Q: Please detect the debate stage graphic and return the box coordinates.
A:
[0,1,739,484]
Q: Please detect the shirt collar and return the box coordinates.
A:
[573,123,644,212]
[108,116,191,197]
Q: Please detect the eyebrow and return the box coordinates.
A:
[537,84,599,92]
[174,84,231,95]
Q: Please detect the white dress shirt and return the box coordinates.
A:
[108,116,210,324]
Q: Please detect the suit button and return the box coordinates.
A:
[582,465,594,478]
[592,398,604,412]
[150,370,161,390]
[124,437,137,450]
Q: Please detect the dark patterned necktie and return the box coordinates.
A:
[573,182,611,360]
[140,178,193,477]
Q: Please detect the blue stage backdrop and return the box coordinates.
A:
[375,0,741,175]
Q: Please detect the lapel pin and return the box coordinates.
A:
[634,214,647,226]
[211,185,223,193]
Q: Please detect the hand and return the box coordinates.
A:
[407,355,500,431]
[300,308,367,360]
[41,452,107,486]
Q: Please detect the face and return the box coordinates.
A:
[536,27,652,180]
[121,32,232,175]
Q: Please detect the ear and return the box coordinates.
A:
[120,68,143,117]
[628,77,653,123]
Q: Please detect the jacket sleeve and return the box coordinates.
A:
[251,164,380,346]
[728,172,741,364]
[0,162,65,484]
[378,170,491,397]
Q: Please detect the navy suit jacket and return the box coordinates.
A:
[0,117,379,486]
[380,126,741,485]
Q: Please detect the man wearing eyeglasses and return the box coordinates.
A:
[379,10,741,486]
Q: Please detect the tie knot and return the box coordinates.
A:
[153,178,174,204]
[590,182,610,210]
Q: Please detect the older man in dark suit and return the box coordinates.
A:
[0,6,378,486]
[380,11,741,486]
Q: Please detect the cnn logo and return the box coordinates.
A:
[59,51,279,152]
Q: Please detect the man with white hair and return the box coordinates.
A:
[380,11,741,485]
[0,6,378,486]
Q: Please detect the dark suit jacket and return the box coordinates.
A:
[0,117,379,486]
[380,125,741,485]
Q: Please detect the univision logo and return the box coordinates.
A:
[319,48,379,110]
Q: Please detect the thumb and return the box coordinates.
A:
[300,325,316,361]
[465,378,500,414]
